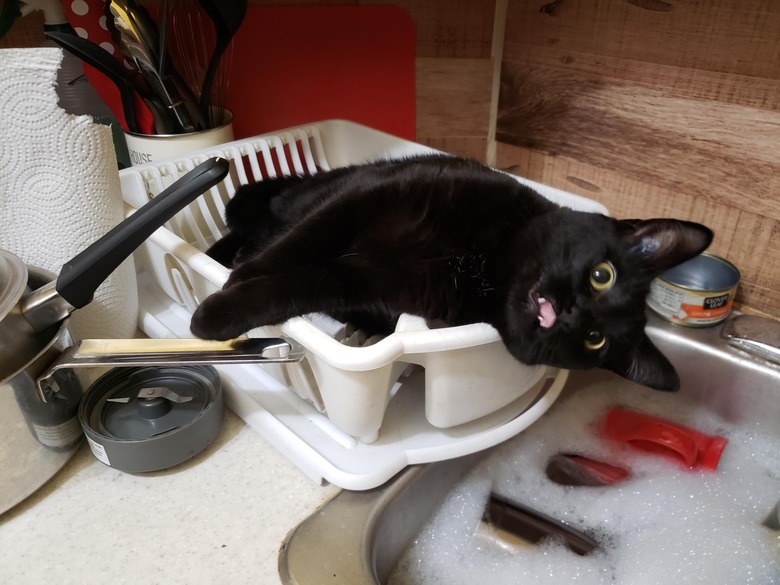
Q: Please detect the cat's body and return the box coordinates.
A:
[191,155,713,391]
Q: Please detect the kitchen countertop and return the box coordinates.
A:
[0,409,339,584]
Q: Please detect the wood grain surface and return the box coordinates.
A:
[417,57,494,161]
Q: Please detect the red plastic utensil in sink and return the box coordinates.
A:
[601,407,728,470]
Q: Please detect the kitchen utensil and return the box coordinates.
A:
[106,0,181,131]
[477,492,598,555]
[106,0,202,132]
[157,0,169,75]
[79,365,224,473]
[600,407,728,470]
[164,0,217,126]
[0,157,229,381]
[61,0,156,134]
[37,335,304,399]
[45,29,142,133]
[196,0,246,124]
[545,453,630,486]
[722,313,780,366]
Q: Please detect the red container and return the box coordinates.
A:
[601,407,728,470]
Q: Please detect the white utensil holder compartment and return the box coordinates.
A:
[121,120,605,489]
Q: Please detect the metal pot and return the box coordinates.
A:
[1,267,82,513]
[0,157,306,514]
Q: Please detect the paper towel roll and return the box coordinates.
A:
[0,48,138,342]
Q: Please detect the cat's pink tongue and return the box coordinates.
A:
[537,297,557,329]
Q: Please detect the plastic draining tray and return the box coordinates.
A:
[121,120,607,489]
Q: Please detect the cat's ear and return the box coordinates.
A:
[604,336,680,391]
[619,219,713,273]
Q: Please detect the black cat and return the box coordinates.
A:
[191,155,712,391]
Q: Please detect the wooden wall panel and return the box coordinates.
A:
[497,60,780,219]
[497,0,780,317]
[416,58,494,161]
[508,0,780,78]
[502,43,780,111]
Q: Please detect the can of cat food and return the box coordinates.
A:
[646,253,740,327]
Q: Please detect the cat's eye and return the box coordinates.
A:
[590,261,616,291]
[584,329,606,351]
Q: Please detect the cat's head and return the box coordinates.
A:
[500,212,713,391]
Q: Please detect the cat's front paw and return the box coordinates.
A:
[190,293,249,340]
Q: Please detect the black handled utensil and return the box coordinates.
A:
[196,0,247,122]
[107,0,205,132]
[46,30,142,133]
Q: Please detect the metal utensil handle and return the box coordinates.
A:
[721,314,780,366]
[37,336,306,401]
[108,0,201,132]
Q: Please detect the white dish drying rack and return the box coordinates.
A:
[121,120,607,490]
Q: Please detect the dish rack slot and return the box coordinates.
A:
[123,127,329,252]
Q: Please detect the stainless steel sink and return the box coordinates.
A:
[278,313,780,584]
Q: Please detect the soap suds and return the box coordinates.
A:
[388,382,780,585]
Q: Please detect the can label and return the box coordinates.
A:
[647,280,734,326]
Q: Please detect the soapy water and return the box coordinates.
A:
[388,380,780,585]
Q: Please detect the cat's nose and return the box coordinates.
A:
[558,305,581,326]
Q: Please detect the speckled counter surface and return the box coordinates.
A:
[0,410,339,584]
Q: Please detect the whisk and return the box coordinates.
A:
[165,0,236,129]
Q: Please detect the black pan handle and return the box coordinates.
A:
[56,157,229,308]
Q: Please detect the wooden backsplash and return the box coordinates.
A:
[4,0,778,315]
